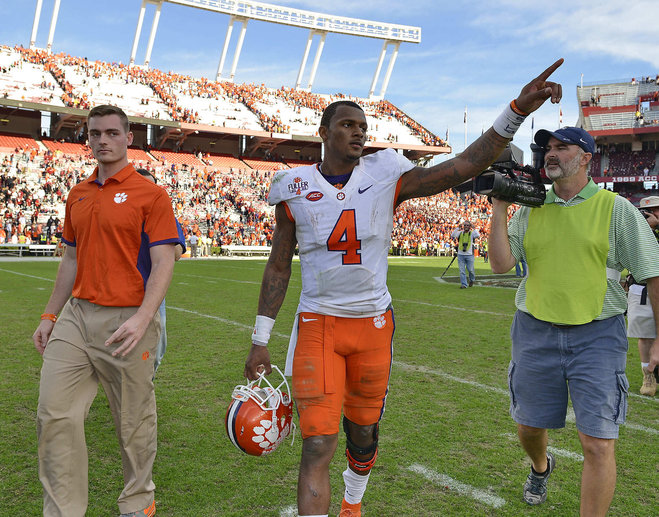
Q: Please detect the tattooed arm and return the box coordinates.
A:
[244,202,297,380]
[397,59,564,204]
[257,202,297,318]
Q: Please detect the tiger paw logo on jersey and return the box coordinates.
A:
[373,315,386,329]
[288,177,309,195]
[114,192,128,204]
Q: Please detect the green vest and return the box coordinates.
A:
[524,189,616,324]
[458,231,472,253]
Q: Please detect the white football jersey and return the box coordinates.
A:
[269,148,414,317]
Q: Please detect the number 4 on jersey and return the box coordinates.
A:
[326,209,362,265]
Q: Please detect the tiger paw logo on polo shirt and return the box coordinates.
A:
[373,315,386,329]
[114,192,128,204]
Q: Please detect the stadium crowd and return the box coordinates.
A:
[4,142,658,257]
[2,146,489,254]
[3,44,657,255]
[3,45,446,146]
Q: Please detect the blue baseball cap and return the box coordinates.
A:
[534,127,595,155]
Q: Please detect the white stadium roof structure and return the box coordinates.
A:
[12,0,447,162]
[29,0,421,101]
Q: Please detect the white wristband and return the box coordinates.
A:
[492,102,527,139]
[252,315,275,346]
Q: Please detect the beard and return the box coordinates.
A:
[545,152,582,181]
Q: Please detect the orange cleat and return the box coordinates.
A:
[338,499,361,517]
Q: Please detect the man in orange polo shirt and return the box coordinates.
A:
[32,105,179,517]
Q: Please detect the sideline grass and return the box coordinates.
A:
[1,257,657,516]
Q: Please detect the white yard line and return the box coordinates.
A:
[393,361,508,396]
[396,297,512,317]
[0,268,54,282]
[407,464,506,508]
[394,361,659,428]
[500,433,584,462]
[1,265,656,412]
[279,505,297,517]
[166,305,291,339]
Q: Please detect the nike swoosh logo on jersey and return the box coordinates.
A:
[301,316,318,322]
[358,185,373,194]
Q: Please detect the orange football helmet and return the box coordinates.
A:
[226,365,294,456]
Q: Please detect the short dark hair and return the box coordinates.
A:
[320,100,363,129]
[136,168,157,183]
[88,104,130,133]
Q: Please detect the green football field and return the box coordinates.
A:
[1,257,657,516]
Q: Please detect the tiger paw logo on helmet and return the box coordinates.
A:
[225,365,295,456]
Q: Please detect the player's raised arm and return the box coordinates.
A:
[397,58,563,204]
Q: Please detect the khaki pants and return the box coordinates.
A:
[37,298,160,516]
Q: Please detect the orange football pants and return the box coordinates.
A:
[292,308,394,438]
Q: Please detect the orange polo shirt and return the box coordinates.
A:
[62,164,179,307]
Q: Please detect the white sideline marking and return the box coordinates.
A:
[501,433,584,462]
[547,445,585,461]
[166,305,290,339]
[407,464,506,508]
[394,361,509,395]
[394,361,659,433]
[397,297,511,317]
[619,422,659,435]
[177,272,262,285]
[279,505,297,516]
[0,268,54,282]
[566,407,658,435]
[628,391,657,402]
[0,262,659,412]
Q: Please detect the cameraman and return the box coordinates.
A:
[488,126,659,515]
[627,195,659,396]
[451,221,479,288]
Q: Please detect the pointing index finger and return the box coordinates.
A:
[536,58,564,82]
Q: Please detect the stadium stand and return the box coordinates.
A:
[1,144,497,257]
[0,132,39,152]
[41,139,89,156]
[6,41,659,259]
[150,149,206,168]
[0,46,66,106]
[1,45,446,148]
[127,147,154,163]
[7,47,659,258]
[577,76,659,203]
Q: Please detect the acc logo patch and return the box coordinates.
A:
[114,192,128,204]
[373,315,386,329]
[306,191,323,201]
[287,177,309,195]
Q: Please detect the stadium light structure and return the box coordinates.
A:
[127,0,420,99]
[29,0,62,53]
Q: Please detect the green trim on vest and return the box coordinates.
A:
[524,189,616,324]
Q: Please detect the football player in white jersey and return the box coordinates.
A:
[244,59,564,517]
